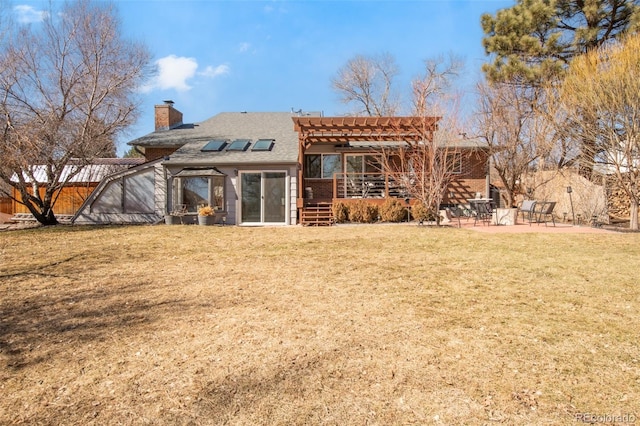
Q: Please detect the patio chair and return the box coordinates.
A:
[170,203,187,224]
[444,207,461,228]
[536,201,556,226]
[471,200,492,226]
[346,177,365,198]
[518,200,537,225]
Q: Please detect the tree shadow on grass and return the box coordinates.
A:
[189,341,391,425]
[0,254,83,281]
[0,278,188,371]
[193,351,340,424]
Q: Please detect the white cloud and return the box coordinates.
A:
[155,55,198,92]
[199,65,230,78]
[239,42,251,53]
[140,55,229,93]
[14,5,47,24]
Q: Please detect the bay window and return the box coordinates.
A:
[173,172,225,213]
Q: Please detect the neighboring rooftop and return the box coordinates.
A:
[11,158,145,184]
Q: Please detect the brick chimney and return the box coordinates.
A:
[154,100,183,131]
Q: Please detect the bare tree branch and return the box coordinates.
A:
[474,82,556,207]
[331,52,400,116]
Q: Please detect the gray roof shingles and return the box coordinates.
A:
[130,112,301,166]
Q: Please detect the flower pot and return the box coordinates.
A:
[214,212,227,225]
[165,215,180,225]
[493,208,517,226]
[198,215,215,226]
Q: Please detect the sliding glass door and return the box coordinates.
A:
[240,172,287,224]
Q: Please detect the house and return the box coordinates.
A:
[73,102,490,226]
[157,111,304,225]
[75,104,305,225]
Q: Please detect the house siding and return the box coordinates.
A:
[154,165,167,215]
[446,150,490,204]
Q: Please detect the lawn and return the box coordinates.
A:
[0,225,638,425]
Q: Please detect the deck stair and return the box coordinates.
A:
[301,203,333,226]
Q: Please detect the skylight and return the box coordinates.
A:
[227,139,251,151]
[201,140,227,152]
[252,139,275,151]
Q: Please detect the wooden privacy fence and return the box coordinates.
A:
[12,184,97,216]
[0,197,12,214]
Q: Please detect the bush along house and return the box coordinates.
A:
[73,102,489,226]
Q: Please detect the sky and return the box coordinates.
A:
[11,0,513,155]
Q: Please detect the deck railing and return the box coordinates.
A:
[332,172,407,199]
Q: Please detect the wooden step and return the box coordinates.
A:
[301,203,334,226]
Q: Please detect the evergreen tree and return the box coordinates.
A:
[481,0,639,85]
[481,0,639,177]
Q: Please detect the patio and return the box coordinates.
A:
[454,219,617,234]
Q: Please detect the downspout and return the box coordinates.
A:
[486,149,492,203]
[296,131,306,222]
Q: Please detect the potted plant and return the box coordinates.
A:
[198,205,215,225]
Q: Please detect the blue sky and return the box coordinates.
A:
[12,0,512,155]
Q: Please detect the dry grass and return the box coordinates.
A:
[1,224,639,425]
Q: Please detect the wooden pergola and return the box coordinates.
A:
[292,116,440,210]
[292,116,440,147]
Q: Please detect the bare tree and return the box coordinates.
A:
[474,82,556,208]
[380,116,462,224]
[411,54,462,116]
[0,0,152,225]
[331,52,400,116]
[379,57,464,223]
[553,33,640,229]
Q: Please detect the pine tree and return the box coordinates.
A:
[481,0,639,177]
[481,0,639,85]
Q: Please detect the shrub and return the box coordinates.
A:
[348,200,379,223]
[379,199,408,222]
[411,202,436,222]
[332,201,349,223]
